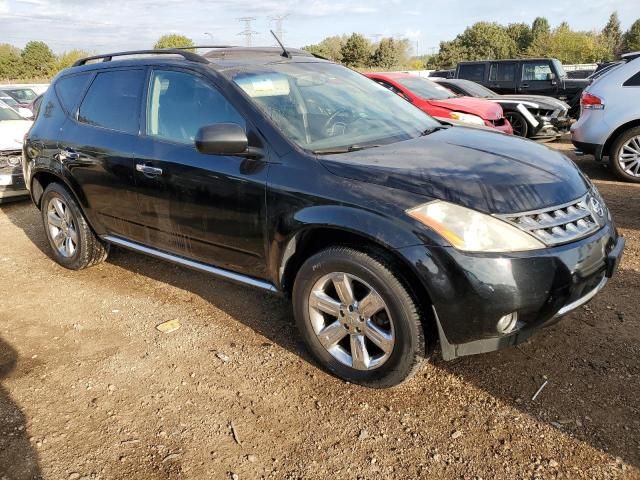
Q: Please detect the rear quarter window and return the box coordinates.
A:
[78,69,145,134]
[55,73,93,115]
[457,64,485,82]
[623,71,640,86]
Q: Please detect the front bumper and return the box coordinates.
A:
[399,224,624,360]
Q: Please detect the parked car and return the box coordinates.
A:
[0,93,33,119]
[428,69,455,79]
[571,54,640,182]
[0,99,31,203]
[24,47,623,387]
[455,58,589,117]
[0,86,39,106]
[432,78,571,140]
[366,73,513,134]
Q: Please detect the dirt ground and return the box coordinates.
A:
[0,138,639,480]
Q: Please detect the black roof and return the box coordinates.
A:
[458,58,559,64]
[72,46,318,70]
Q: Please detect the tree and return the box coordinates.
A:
[438,22,517,63]
[21,41,55,79]
[0,43,22,81]
[371,38,399,69]
[340,33,372,67]
[527,26,608,63]
[154,34,194,50]
[302,35,346,62]
[622,19,640,53]
[55,50,91,72]
[531,17,551,41]
[603,12,622,59]
[506,23,533,53]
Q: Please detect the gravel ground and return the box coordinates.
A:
[0,138,638,480]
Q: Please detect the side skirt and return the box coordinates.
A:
[102,235,278,293]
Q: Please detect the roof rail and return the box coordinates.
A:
[173,45,239,50]
[72,49,208,67]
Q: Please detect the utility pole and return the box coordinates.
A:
[237,17,257,47]
[269,14,289,42]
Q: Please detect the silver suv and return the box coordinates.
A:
[571,52,640,182]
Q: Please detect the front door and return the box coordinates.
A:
[134,68,268,278]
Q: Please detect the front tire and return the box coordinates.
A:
[610,127,640,183]
[41,183,109,270]
[293,247,426,388]
[504,111,529,138]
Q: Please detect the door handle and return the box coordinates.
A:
[520,83,529,88]
[136,164,163,176]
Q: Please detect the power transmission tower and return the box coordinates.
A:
[237,17,257,46]
[269,14,289,42]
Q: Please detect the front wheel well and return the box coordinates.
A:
[603,119,640,158]
[281,227,437,348]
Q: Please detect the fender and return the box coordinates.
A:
[269,204,430,289]
[29,160,105,236]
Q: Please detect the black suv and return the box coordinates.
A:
[455,58,589,117]
[23,47,624,387]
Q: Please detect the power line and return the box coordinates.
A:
[237,17,258,47]
[269,14,289,43]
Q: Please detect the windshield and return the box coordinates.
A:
[0,96,19,108]
[3,88,37,102]
[395,77,456,100]
[229,62,439,153]
[0,100,23,121]
[455,81,496,98]
[552,60,567,78]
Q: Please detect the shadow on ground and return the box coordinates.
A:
[0,336,42,479]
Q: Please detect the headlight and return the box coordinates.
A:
[407,200,545,252]
[449,112,485,126]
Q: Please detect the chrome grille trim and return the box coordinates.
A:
[496,193,603,246]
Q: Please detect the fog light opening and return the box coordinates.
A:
[497,312,520,334]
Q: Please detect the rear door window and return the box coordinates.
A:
[457,64,486,82]
[78,70,145,134]
[623,71,640,87]
[55,73,93,114]
[489,63,516,82]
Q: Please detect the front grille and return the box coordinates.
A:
[0,151,22,174]
[497,194,603,246]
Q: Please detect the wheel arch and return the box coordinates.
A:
[277,221,438,348]
[602,119,640,159]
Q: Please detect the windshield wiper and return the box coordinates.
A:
[314,144,382,155]
[420,125,448,136]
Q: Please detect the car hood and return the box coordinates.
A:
[427,96,504,121]
[490,95,569,111]
[562,77,590,88]
[318,126,589,215]
[0,119,31,150]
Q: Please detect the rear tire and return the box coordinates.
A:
[504,111,529,138]
[41,183,109,270]
[610,127,640,183]
[292,247,426,388]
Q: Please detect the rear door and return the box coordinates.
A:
[57,68,146,241]
[488,62,517,94]
[519,60,556,96]
[133,68,268,278]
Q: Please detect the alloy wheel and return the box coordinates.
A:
[618,135,640,177]
[505,112,526,137]
[47,197,78,258]
[308,272,395,370]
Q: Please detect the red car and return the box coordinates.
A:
[366,72,513,134]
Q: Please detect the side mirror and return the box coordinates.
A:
[547,73,556,81]
[195,123,263,158]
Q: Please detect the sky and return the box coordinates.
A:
[0,0,638,55]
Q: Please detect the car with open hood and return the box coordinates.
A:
[23,46,624,388]
[366,72,513,134]
[0,99,31,203]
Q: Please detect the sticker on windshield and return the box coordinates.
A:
[235,73,290,97]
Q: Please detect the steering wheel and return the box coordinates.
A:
[323,108,353,134]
